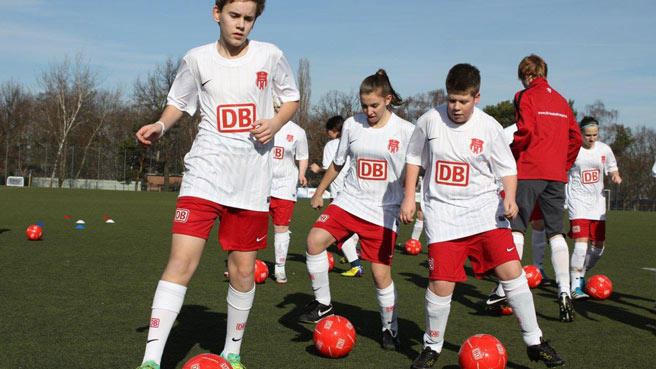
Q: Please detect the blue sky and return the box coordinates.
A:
[1,0,654,128]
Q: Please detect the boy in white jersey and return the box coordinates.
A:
[134,1,299,369]
[401,64,563,368]
[309,116,364,277]
[270,101,309,284]
[567,116,621,299]
[300,70,415,352]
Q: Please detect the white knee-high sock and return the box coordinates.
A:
[376,282,398,334]
[411,220,424,240]
[501,271,543,346]
[583,246,604,277]
[531,229,547,268]
[341,234,360,263]
[550,237,571,295]
[423,289,451,353]
[143,280,187,364]
[570,242,587,291]
[274,231,291,272]
[222,284,255,356]
[306,251,331,305]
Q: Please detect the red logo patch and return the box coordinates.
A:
[273,146,284,160]
[256,71,268,90]
[217,103,256,133]
[435,161,469,187]
[174,209,190,223]
[582,169,600,184]
[150,318,160,328]
[318,214,330,223]
[470,138,484,154]
[287,134,294,142]
[358,159,388,180]
[601,155,606,164]
[388,139,399,153]
[429,330,440,337]
[236,322,246,331]
[385,306,395,312]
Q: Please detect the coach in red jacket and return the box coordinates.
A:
[510,54,582,323]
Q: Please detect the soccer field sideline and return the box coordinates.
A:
[0,187,654,369]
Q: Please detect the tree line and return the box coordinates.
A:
[1,56,654,209]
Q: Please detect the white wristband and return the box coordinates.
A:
[155,121,166,136]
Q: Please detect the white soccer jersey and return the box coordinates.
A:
[503,124,517,145]
[332,113,415,232]
[566,141,618,220]
[322,138,350,198]
[167,41,299,211]
[652,155,656,178]
[406,106,517,243]
[271,121,308,202]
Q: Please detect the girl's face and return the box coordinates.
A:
[360,90,391,125]
[582,125,599,149]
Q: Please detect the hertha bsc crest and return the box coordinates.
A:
[256,71,268,90]
[470,138,484,154]
[601,155,606,164]
[388,139,399,153]
[287,134,294,142]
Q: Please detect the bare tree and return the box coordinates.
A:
[294,58,312,128]
[583,100,618,126]
[0,80,32,181]
[36,55,98,187]
[397,89,446,123]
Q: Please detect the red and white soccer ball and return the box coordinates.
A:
[313,315,356,358]
[327,252,335,272]
[459,334,507,369]
[182,353,232,369]
[586,274,613,300]
[26,225,43,241]
[405,239,422,255]
[254,259,269,284]
[493,305,513,316]
[523,265,543,289]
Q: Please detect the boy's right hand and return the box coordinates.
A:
[399,197,416,224]
[311,192,324,210]
[309,163,322,174]
[136,123,164,147]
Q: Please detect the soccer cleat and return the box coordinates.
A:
[381,329,400,351]
[274,270,287,284]
[411,346,440,369]
[539,268,555,287]
[527,337,565,367]
[571,287,589,300]
[135,360,160,369]
[223,353,246,369]
[340,265,364,277]
[484,287,508,310]
[558,292,574,322]
[298,300,334,323]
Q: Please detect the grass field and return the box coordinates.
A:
[1,187,655,369]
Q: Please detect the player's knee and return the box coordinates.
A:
[306,228,330,254]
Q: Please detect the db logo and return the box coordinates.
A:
[236,322,246,331]
[273,146,284,160]
[358,159,387,180]
[582,169,600,184]
[217,103,256,133]
[174,208,190,223]
[435,161,469,186]
[472,348,483,360]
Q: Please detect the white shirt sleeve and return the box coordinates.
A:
[296,129,309,161]
[652,155,656,178]
[333,123,351,167]
[166,58,199,116]
[489,128,518,179]
[604,145,618,174]
[406,120,428,168]
[272,53,300,103]
[322,141,334,169]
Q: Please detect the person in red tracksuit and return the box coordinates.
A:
[486,54,582,323]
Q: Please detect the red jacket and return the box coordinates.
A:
[510,78,582,183]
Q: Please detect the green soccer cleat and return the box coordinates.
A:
[340,265,364,277]
[135,360,160,369]
[223,352,246,369]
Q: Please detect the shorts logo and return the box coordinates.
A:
[601,155,606,164]
[572,225,580,233]
[236,322,246,331]
[435,160,469,187]
[428,258,435,271]
[150,318,160,328]
[256,71,268,90]
[273,146,285,160]
[582,169,600,184]
[388,139,399,153]
[286,134,294,142]
[358,159,387,180]
[174,208,190,223]
[470,138,484,154]
[217,103,256,133]
[318,214,330,223]
[429,330,440,337]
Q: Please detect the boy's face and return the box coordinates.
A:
[581,125,599,149]
[327,129,339,139]
[446,91,480,124]
[213,1,257,49]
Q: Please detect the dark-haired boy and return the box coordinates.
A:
[401,64,564,368]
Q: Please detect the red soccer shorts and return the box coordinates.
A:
[269,197,296,226]
[568,219,606,241]
[427,228,519,281]
[172,196,269,251]
[313,204,397,265]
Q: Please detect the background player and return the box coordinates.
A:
[134,1,299,368]
[270,100,309,284]
[401,64,563,368]
[567,116,621,299]
[300,70,415,351]
[508,54,582,322]
[309,116,364,277]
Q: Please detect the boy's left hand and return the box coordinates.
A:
[251,119,280,144]
[503,198,518,220]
